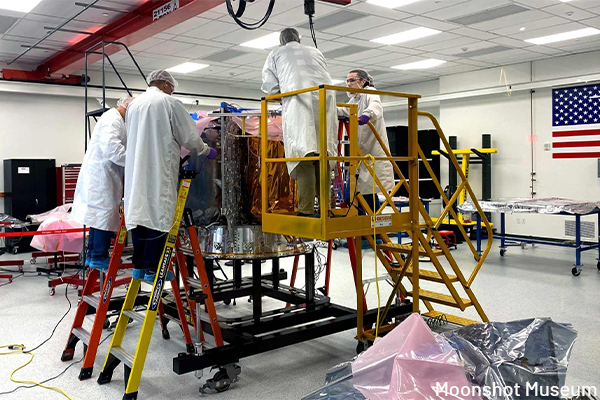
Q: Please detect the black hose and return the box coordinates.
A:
[226,0,275,30]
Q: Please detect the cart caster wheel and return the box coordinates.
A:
[30,258,36,264]
[597,261,600,271]
[520,242,526,249]
[49,288,56,296]
[500,249,506,257]
[332,242,338,250]
[223,298,231,305]
[212,370,231,393]
[572,267,581,276]
[13,248,18,255]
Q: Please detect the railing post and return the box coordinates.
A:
[261,98,268,218]
[408,97,419,314]
[318,87,328,233]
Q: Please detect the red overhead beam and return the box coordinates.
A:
[36,0,224,76]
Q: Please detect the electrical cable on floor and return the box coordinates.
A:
[0,277,90,399]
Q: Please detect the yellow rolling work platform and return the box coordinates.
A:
[259,84,494,345]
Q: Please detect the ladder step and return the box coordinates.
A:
[391,267,459,283]
[423,311,479,326]
[110,346,134,368]
[123,310,145,324]
[378,243,443,257]
[407,289,472,308]
[83,294,100,308]
[72,327,91,345]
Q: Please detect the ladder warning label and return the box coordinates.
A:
[371,214,392,228]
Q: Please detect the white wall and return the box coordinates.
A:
[387,50,600,239]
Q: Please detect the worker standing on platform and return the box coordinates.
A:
[72,96,134,271]
[261,28,337,217]
[124,70,218,282]
[339,69,395,214]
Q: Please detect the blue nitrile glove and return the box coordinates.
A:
[207,148,218,159]
[358,115,370,125]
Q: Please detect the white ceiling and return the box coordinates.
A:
[1,0,600,89]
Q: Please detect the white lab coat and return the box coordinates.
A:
[72,108,126,232]
[339,88,395,195]
[124,87,210,232]
[261,41,337,178]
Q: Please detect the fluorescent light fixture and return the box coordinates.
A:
[0,0,43,12]
[525,27,600,45]
[392,59,447,70]
[366,0,422,8]
[371,27,441,45]
[240,32,280,49]
[166,62,209,74]
[559,0,573,2]
[331,79,345,84]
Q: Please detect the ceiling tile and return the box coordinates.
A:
[322,15,392,36]
[490,16,571,36]
[323,45,370,59]
[299,10,364,31]
[181,20,240,40]
[144,40,201,57]
[512,0,559,8]
[542,3,596,21]
[336,48,390,62]
[142,55,190,70]
[346,2,412,20]
[164,17,211,36]
[225,52,267,66]
[435,40,500,56]
[416,36,481,52]
[457,45,512,57]
[468,10,553,32]
[468,48,532,62]
[352,20,422,41]
[213,27,279,46]
[525,45,570,55]
[549,38,600,52]
[173,44,230,59]
[129,38,165,52]
[490,37,532,49]
[0,16,18,34]
[397,32,463,49]
[400,15,461,31]
[425,0,512,20]
[450,27,498,40]
[512,21,586,40]
[581,16,600,29]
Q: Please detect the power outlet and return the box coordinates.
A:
[544,143,551,151]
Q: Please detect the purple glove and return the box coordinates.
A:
[358,114,370,125]
[207,148,218,160]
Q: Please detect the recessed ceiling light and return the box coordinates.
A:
[366,0,422,8]
[331,79,345,84]
[0,0,43,12]
[166,62,209,74]
[391,59,447,70]
[240,32,280,49]
[371,27,441,45]
[524,27,600,45]
[102,12,109,17]
[519,27,526,31]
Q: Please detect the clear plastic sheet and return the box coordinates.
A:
[303,317,578,400]
[443,318,578,400]
[301,361,366,400]
[0,213,25,227]
[459,198,600,215]
[351,313,476,400]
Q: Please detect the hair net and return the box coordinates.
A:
[117,96,134,109]
[146,69,178,90]
[280,28,301,45]
[350,69,374,87]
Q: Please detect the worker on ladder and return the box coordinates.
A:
[338,69,395,214]
[72,96,135,270]
[124,70,218,282]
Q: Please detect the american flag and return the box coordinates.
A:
[552,84,600,159]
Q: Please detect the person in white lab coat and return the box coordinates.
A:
[339,69,395,214]
[261,28,337,216]
[72,96,134,271]
[125,70,217,282]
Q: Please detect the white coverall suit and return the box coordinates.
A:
[261,41,337,215]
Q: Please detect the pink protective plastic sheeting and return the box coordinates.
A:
[30,205,85,253]
[351,313,478,400]
[229,114,284,141]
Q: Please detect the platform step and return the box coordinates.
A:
[391,267,459,283]
[123,310,145,324]
[423,311,479,326]
[72,327,91,345]
[377,243,443,257]
[110,346,134,368]
[83,294,100,308]
[406,289,472,308]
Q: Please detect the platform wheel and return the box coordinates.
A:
[500,249,506,257]
[30,258,36,264]
[572,267,581,277]
[596,261,600,271]
[223,298,232,305]
[213,370,231,393]
[49,288,56,296]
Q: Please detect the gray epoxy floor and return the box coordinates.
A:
[0,239,599,399]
